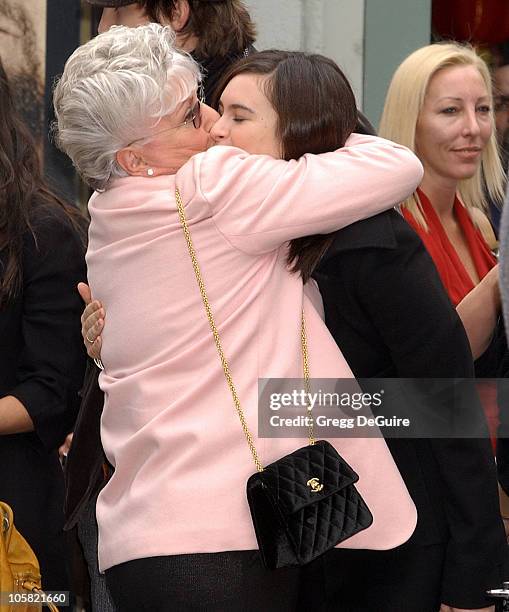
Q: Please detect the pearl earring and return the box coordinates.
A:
[147,168,154,176]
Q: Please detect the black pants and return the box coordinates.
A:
[105,551,301,612]
[299,543,446,612]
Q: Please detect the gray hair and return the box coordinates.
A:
[53,23,201,191]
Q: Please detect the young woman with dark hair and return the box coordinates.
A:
[0,58,87,590]
[85,49,507,610]
[211,50,506,611]
[211,50,358,283]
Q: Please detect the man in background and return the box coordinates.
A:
[88,0,256,104]
[488,60,509,234]
[494,63,509,154]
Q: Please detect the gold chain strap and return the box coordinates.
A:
[300,312,315,445]
[175,188,314,472]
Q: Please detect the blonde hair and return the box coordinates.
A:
[53,23,201,191]
[379,42,504,228]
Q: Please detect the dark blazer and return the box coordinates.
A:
[0,205,87,590]
[313,209,508,608]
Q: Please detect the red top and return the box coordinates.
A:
[402,189,496,306]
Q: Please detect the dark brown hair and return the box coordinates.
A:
[0,61,86,306]
[138,0,256,58]
[212,50,358,281]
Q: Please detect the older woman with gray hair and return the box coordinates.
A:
[54,23,422,610]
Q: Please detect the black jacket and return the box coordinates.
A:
[0,205,87,590]
[314,209,508,608]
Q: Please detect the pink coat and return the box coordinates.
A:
[87,135,422,571]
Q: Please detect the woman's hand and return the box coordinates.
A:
[78,282,104,360]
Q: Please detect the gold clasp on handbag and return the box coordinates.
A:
[307,478,323,493]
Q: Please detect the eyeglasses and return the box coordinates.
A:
[172,99,202,130]
[126,100,202,147]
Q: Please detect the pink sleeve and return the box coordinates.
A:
[186,134,423,254]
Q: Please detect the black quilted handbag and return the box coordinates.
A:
[176,188,373,569]
[246,440,372,569]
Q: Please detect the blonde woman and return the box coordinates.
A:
[380,42,504,364]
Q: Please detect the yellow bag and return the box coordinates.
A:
[0,502,58,612]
